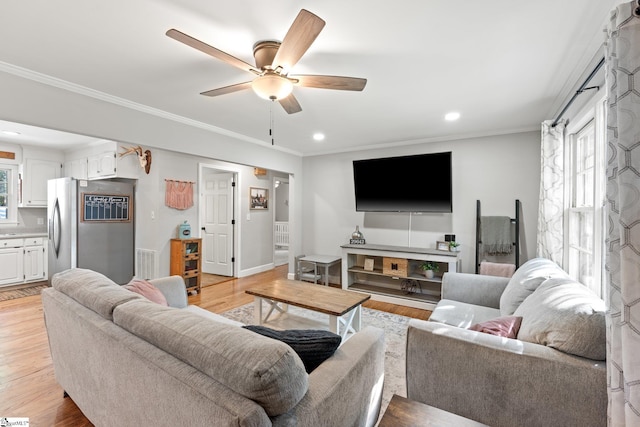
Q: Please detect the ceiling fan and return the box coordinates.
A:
[166,9,367,114]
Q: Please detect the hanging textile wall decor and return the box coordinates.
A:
[165,179,194,210]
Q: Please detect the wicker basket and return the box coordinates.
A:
[382,257,408,277]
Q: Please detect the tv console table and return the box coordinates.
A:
[341,243,460,310]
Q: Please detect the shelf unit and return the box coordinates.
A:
[341,243,460,310]
[170,238,202,295]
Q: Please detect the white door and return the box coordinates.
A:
[201,170,234,276]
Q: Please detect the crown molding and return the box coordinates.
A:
[0,61,302,157]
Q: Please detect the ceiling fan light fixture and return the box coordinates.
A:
[252,74,293,100]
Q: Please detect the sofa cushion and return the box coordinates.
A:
[52,268,142,320]
[430,299,501,328]
[469,315,522,339]
[123,279,168,306]
[113,299,308,416]
[243,325,342,373]
[514,278,606,360]
[184,305,245,327]
[499,258,571,315]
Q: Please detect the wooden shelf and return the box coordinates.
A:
[170,238,201,295]
[347,266,443,284]
[341,244,460,310]
[348,283,441,304]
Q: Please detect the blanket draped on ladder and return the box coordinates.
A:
[480,216,513,255]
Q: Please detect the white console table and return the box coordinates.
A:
[341,243,460,310]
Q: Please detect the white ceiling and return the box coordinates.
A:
[0,0,618,156]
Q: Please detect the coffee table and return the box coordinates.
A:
[379,395,488,426]
[245,279,370,340]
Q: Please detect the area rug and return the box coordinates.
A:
[0,283,49,301]
[221,303,410,415]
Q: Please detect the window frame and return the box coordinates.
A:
[0,163,19,225]
[563,94,607,297]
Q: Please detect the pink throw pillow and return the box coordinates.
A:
[469,316,522,339]
[124,279,169,306]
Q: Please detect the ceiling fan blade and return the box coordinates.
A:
[200,81,253,97]
[292,75,367,91]
[166,29,260,75]
[278,93,302,114]
[272,9,326,71]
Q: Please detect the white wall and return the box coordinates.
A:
[301,131,541,273]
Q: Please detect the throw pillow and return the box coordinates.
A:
[469,315,523,339]
[123,279,169,306]
[499,258,572,315]
[514,278,606,360]
[242,325,341,373]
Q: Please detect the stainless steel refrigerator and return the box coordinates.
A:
[48,177,135,285]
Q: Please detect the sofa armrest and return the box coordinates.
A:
[405,319,606,427]
[275,326,385,427]
[149,276,188,308]
[441,272,509,308]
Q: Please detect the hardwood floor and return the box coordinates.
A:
[0,265,430,425]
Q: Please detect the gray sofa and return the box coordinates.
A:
[42,268,385,427]
[405,258,607,427]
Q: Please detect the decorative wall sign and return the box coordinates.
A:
[250,187,268,210]
[82,193,131,222]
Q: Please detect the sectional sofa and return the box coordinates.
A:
[42,268,385,427]
[405,258,607,427]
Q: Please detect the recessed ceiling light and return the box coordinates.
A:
[1,130,21,136]
[313,132,325,141]
[445,112,461,121]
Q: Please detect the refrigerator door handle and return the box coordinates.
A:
[53,198,62,257]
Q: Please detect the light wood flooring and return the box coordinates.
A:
[0,265,430,425]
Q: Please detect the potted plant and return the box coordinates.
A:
[449,241,461,252]
[420,261,439,279]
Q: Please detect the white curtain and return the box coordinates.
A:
[537,120,565,266]
[605,2,640,426]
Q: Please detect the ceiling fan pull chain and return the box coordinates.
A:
[270,101,275,145]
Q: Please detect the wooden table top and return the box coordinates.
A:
[379,395,489,427]
[245,279,370,316]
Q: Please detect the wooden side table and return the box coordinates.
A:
[379,394,488,427]
[170,238,201,295]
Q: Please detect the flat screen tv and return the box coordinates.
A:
[353,151,452,212]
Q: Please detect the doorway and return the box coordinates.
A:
[273,176,289,266]
[199,166,236,276]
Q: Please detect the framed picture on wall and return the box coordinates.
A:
[250,187,269,210]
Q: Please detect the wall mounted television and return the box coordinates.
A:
[353,151,452,213]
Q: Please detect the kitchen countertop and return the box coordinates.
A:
[0,232,48,238]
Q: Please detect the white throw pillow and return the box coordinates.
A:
[514,278,606,360]
[499,258,571,315]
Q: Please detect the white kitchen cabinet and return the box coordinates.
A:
[20,158,62,207]
[24,237,46,282]
[0,237,47,286]
[64,158,88,180]
[0,238,25,286]
[87,151,117,179]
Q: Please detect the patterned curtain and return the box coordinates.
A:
[605,2,640,426]
[536,120,565,266]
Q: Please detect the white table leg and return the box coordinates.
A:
[255,298,288,325]
[329,315,339,335]
[352,305,362,332]
[253,297,263,325]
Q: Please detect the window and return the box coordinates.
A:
[564,97,606,297]
[0,164,18,224]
